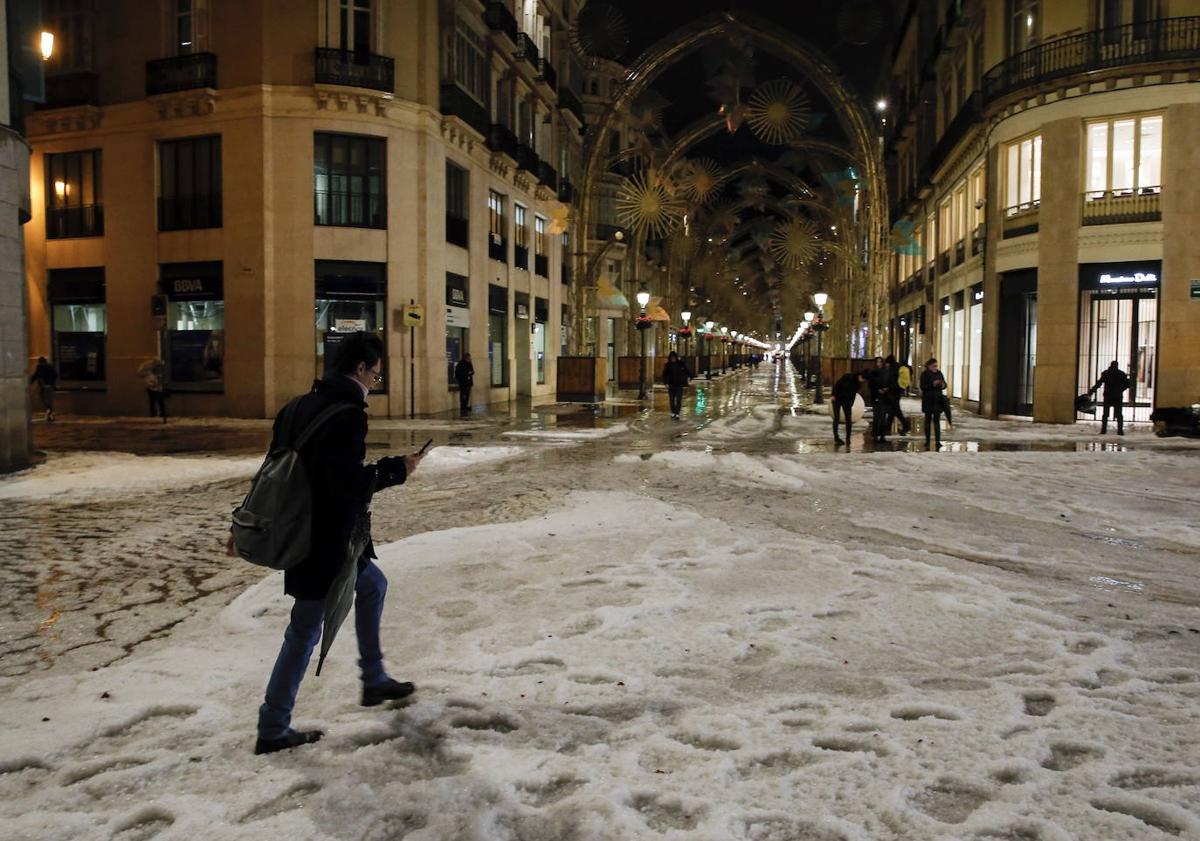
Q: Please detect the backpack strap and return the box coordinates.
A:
[292,402,359,451]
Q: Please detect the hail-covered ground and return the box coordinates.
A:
[2,366,1199,841]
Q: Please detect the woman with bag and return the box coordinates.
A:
[920,358,947,449]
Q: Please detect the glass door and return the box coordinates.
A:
[1076,290,1157,422]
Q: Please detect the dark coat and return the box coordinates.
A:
[832,372,862,406]
[30,360,57,387]
[273,376,397,600]
[454,358,474,387]
[920,368,947,414]
[865,366,888,401]
[662,359,692,389]
[1094,367,1130,403]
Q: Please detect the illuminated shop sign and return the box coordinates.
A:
[1099,272,1157,285]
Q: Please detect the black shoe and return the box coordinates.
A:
[361,678,416,707]
[835,437,845,446]
[254,728,323,755]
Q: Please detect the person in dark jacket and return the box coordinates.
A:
[831,370,865,446]
[1091,360,1131,435]
[884,354,910,435]
[864,356,890,441]
[30,357,57,422]
[661,351,692,419]
[454,353,474,416]
[254,332,424,755]
[920,358,947,448]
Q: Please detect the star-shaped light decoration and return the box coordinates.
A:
[746,79,811,146]
[677,158,725,206]
[616,171,684,239]
[769,218,821,269]
[570,2,630,61]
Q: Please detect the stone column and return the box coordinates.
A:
[1159,101,1200,408]
[0,125,31,471]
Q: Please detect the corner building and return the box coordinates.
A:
[24,0,583,418]
[885,0,1200,423]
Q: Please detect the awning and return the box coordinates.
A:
[595,278,629,310]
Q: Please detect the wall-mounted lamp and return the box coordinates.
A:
[40,31,54,61]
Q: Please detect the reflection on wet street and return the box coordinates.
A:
[3,361,1198,679]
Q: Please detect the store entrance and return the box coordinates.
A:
[1076,286,1158,423]
[997,270,1037,416]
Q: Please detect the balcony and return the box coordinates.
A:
[41,72,99,108]
[482,1,519,47]
[46,204,104,239]
[558,86,585,127]
[1082,188,1162,225]
[535,253,549,277]
[446,214,468,248]
[515,244,530,270]
[954,239,965,266]
[516,143,539,173]
[146,52,217,96]
[983,17,1200,106]
[158,193,222,231]
[1002,201,1040,238]
[486,123,519,160]
[515,33,540,69]
[488,231,507,261]
[536,57,557,92]
[536,160,558,190]
[558,179,575,204]
[939,250,950,273]
[440,83,489,137]
[315,48,395,93]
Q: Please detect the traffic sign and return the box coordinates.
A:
[402,304,425,327]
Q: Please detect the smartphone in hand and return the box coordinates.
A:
[418,438,434,455]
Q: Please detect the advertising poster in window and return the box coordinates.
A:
[169,330,223,383]
[55,332,105,381]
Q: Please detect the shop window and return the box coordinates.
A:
[1085,114,1161,197]
[1003,133,1041,215]
[161,262,224,391]
[314,133,386,228]
[48,267,106,387]
[158,135,221,231]
[534,215,548,277]
[952,291,966,398]
[968,285,983,402]
[488,189,507,260]
[445,162,468,246]
[315,260,386,391]
[446,272,469,389]
[45,149,102,238]
[488,284,508,387]
[514,203,529,270]
[535,297,548,384]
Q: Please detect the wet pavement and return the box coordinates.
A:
[3,363,1198,680]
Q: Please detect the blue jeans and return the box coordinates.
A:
[257,560,390,739]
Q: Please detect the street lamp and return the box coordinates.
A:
[704,320,714,380]
[720,326,728,374]
[811,292,830,404]
[681,310,692,357]
[636,285,651,400]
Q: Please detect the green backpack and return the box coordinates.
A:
[230,399,357,570]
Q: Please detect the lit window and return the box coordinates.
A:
[1003,133,1041,214]
[1086,114,1162,198]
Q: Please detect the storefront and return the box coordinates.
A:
[445,272,469,389]
[488,284,508,387]
[997,270,1037,417]
[967,284,983,402]
[534,297,548,385]
[47,267,106,388]
[160,262,224,391]
[315,260,386,391]
[1076,261,1159,423]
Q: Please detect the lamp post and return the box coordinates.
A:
[681,310,692,357]
[704,320,714,380]
[800,320,811,383]
[811,292,829,404]
[636,285,651,400]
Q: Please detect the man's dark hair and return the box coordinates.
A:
[331,331,384,376]
[668,351,679,359]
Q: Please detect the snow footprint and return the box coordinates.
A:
[671,731,740,752]
[628,792,703,833]
[890,703,962,722]
[737,814,851,841]
[433,599,476,619]
[1066,636,1105,655]
[518,774,586,807]
[910,778,991,824]
[1041,741,1104,772]
[1110,766,1200,790]
[61,755,152,786]
[111,806,174,840]
[811,735,889,756]
[449,711,520,734]
[1091,795,1196,837]
[1022,692,1056,717]
[737,750,821,780]
[238,780,321,823]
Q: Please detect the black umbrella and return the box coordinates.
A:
[315,509,372,676]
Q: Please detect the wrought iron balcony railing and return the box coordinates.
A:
[486,123,519,160]
[439,83,489,137]
[536,57,557,91]
[558,86,585,126]
[314,189,386,229]
[982,17,1200,106]
[315,48,395,93]
[1002,201,1040,238]
[536,160,558,190]
[47,204,104,239]
[1082,188,1161,225]
[483,1,519,46]
[515,143,539,173]
[515,33,540,68]
[146,52,217,96]
[159,193,222,231]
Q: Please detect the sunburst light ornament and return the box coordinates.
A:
[746,79,811,146]
[616,172,684,238]
[678,158,725,205]
[769,218,821,269]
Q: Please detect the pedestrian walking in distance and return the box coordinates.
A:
[661,351,692,419]
[30,356,58,423]
[884,354,910,435]
[921,358,947,448]
[139,359,168,422]
[1091,360,1131,435]
[831,370,865,447]
[252,332,425,755]
[454,352,474,416]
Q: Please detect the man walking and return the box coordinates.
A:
[921,358,947,448]
[254,332,424,755]
[831,370,865,447]
[661,351,692,419]
[454,352,474,416]
[139,359,168,422]
[1091,360,1131,435]
[30,356,57,423]
[865,356,890,442]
